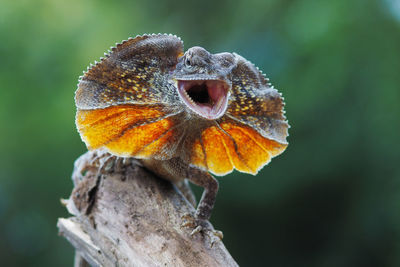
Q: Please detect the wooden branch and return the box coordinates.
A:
[57,151,238,267]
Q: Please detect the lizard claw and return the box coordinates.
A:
[190,225,203,236]
[207,229,223,247]
[180,212,223,246]
[181,212,197,228]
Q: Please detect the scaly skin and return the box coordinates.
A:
[75,34,289,238]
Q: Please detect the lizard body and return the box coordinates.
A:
[75,34,289,233]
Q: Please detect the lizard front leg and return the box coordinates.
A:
[141,157,218,220]
[182,165,223,244]
[185,165,219,221]
[175,179,197,208]
[141,158,223,242]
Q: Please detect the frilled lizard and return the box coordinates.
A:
[75,34,289,239]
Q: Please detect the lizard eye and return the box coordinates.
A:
[185,57,192,68]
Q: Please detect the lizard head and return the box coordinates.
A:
[173,46,235,120]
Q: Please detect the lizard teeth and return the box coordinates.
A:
[182,89,196,105]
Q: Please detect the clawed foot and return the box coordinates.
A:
[181,213,223,246]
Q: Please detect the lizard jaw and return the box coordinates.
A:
[177,80,230,120]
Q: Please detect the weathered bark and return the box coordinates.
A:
[57,151,238,267]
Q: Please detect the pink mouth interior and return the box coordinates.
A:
[177,80,229,120]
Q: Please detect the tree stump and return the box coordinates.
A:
[57,150,238,267]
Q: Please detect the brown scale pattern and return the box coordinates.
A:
[226,55,288,144]
[86,63,160,105]
[75,34,183,109]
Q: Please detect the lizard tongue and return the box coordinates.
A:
[177,80,229,120]
[207,80,226,103]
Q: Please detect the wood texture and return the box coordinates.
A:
[57,151,238,267]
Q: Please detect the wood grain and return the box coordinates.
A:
[58,151,238,267]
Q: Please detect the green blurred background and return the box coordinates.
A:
[1,0,400,266]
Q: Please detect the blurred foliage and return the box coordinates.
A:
[1,0,400,266]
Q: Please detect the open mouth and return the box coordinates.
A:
[177,80,230,120]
